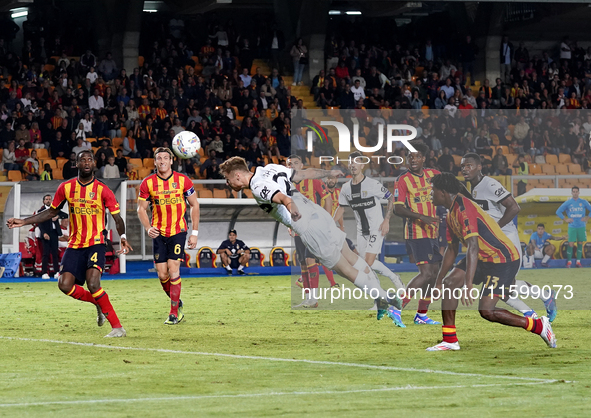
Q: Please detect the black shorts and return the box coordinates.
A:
[61,244,106,286]
[229,256,240,269]
[407,238,443,265]
[454,257,520,297]
[153,232,187,264]
[438,234,448,248]
[294,235,314,263]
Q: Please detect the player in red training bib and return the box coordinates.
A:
[7,150,133,338]
[137,147,200,325]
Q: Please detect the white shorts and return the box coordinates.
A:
[356,231,384,258]
[297,217,346,269]
[291,196,346,270]
[534,248,544,259]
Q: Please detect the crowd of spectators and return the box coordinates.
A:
[0,18,297,184]
[311,34,591,173]
[0,10,590,186]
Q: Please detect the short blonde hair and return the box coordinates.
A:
[154,147,174,159]
[219,156,249,176]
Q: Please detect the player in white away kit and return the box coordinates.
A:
[219,157,402,317]
[335,152,406,319]
[452,153,557,321]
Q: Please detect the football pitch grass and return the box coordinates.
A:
[1,270,589,417]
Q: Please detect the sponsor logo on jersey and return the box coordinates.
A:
[494,187,505,197]
[260,186,270,200]
[89,192,96,199]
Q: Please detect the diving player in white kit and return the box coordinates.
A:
[218,156,402,318]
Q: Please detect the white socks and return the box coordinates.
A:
[542,254,550,264]
[370,259,405,290]
[353,265,389,301]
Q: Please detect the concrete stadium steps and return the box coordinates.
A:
[289,85,319,109]
[250,58,318,109]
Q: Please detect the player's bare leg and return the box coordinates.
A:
[478,295,556,348]
[219,253,233,274]
[404,263,440,324]
[58,271,105,327]
[85,268,125,337]
[365,252,405,291]
[237,253,249,274]
[426,268,462,351]
[338,242,404,325]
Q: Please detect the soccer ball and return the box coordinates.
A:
[172,131,201,159]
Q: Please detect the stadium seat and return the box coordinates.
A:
[8,170,22,182]
[0,252,22,277]
[269,247,289,267]
[247,247,264,267]
[129,158,143,168]
[56,158,67,169]
[120,127,127,138]
[138,56,144,67]
[452,155,462,166]
[545,154,558,165]
[199,189,213,198]
[555,164,568,175]
[529,164,541,174]
[196,247,216,268]
[506,154,517,166]
[53,170,63,180]
[138,168,152,178]
[559,154,572,164]
[499,146,509,155]
[194,183,205,190]
[242,189,253,198]
[558,179,571,188]
[538,179,554,188]
[41,159,57,170]
[567,164,582,174]
[143,158,154,168]
[112,137,123,148]
[36,149,49,159]
[213,189,228,198]
[541,164,555,175]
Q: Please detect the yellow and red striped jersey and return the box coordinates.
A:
[447,194,520,263]
[51,178,120,249]
[138,171,196,237]
[395,168,440,239]
[295,179,328,205]
[154,107,168,121]
[322,187,340,217]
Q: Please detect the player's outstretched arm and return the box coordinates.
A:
[112,212,133,255]
[292,168,343,183]
[187,193,200,249]
[7,207,60,229]
[394,203,438,225]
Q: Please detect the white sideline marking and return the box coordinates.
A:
[0,382,552,408]
[0,336,557,384]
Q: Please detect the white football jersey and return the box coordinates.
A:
[249,164,294,228]
[471,176,517,235]
[339,176,392,236]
